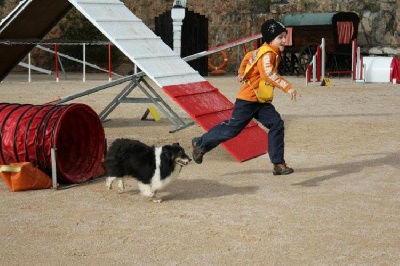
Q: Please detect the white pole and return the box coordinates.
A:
[28,52,32,83]
[83,43,86,82]
[171,1,186,56]
[51,147,57,190]
[356,47,361,80]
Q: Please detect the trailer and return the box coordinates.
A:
[279,12,360,75]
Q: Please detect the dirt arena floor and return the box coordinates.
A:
[0,72,399,265]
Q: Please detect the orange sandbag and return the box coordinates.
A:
[0,162,52,192]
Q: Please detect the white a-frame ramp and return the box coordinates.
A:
[69,0,204,87]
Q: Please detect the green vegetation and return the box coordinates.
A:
[365,2,380,13]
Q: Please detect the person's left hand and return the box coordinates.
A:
[287,88,299,101]
[237,74,244,83]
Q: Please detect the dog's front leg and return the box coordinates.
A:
[138,182,162,203]
[117,178,125,192]
[106,177,117,190]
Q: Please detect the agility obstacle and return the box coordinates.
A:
[4,42,124,82]
[362,56,399,84]
[305,38,399,85]
[305,38,359,85]
[38,43,123,82]
[0,103,105,184]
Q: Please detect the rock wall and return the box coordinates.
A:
[117,0,399,56]
[123,0,399,71]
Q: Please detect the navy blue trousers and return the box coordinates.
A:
[194,99,285,164]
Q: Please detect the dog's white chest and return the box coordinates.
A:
[150,147,180,191]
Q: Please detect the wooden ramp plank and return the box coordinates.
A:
[0,0,73,81]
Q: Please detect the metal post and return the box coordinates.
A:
[108,43,112,82]
[51,147,57,189]
[83,43,86,82]
[356,47,361,80]
[54,44,59,82]
[28,52,32,83]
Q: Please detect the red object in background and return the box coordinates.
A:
[163,81,268,162]
[316,46,322,82]
[391,57,400,84]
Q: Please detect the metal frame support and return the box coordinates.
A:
[99,75,193,133]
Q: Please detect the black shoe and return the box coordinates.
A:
[273,163,294,175]
[191,138,204,164]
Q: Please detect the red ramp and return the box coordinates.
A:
[163,81,267,162]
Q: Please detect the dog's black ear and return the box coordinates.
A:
[172,142,180,147]
[162,145,174,162]
[162,146,173,158]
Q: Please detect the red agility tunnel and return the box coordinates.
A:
[0,103,105,184]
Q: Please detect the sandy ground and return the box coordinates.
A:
[0,72,399,265]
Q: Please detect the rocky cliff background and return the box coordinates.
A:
[122,0,400,54]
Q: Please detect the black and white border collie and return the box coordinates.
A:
[105,138,191,203]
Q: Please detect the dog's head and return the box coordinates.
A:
[163,142,192,166]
